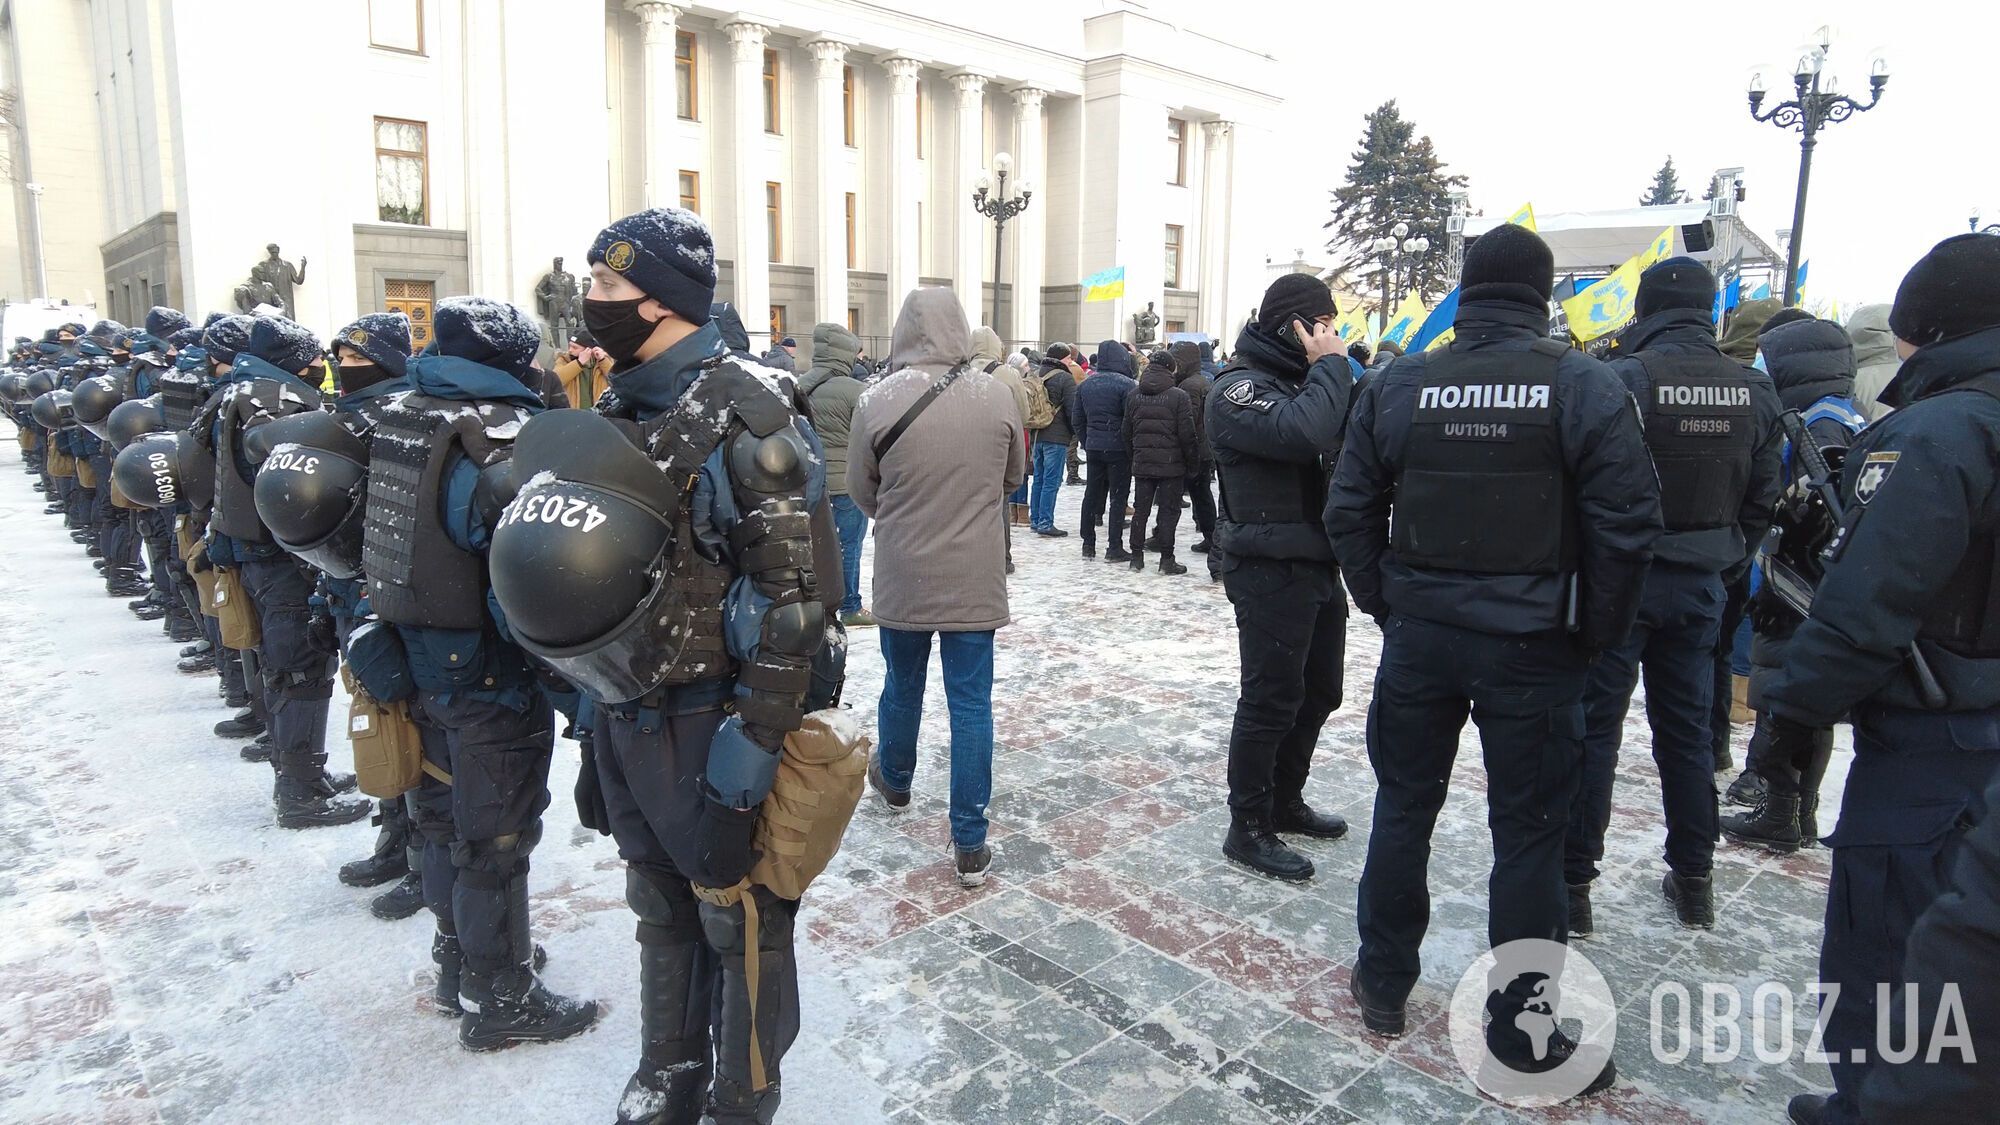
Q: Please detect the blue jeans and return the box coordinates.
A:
[1029,442,1066,531]
[876,628,995,850]
[829,494,866,615]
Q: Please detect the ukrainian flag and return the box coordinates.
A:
[1082,267,1126,303]
[1409,287,1459,352]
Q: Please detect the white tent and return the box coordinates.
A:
[1464,203,1782,281]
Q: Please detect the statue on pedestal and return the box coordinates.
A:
[535,256,584,348]
[1132,300,1160,347]
[244,243,307,318]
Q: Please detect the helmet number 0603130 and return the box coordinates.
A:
[502,491,608,534]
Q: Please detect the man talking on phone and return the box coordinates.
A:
[1208,273,1354,881]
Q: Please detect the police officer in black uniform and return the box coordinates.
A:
[1562,258,1784,933]
[1327,224,1660,1098]
[1758,234,2000,1125]
[1207,273,1354,882]
[189,315,272,742]
[489,208,825,1124]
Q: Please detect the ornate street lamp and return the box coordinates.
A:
[1369,222,1430,337]
[972,151,1033,341]
[1747,26,1888,305]
[1971,209,2000,235]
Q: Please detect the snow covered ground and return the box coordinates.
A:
[0,438,1847,1125]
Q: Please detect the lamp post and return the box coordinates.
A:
[1972,209,2000,235]
[1369,222,1430,338]
[971,151,1033,341]
[1747,26,1888,306]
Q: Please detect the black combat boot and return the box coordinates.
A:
[1349,972,1407,1037]
[1799,789,1821,847]
[1127,550,1145,572]
[702,888,800,1124]
[619,871,716,1124]
[128,591,161,612]
[1787,1093,1828,1124]
[178,649,218,674]
[1661,870,1715,929]
[1720,794,1802,853]
[372,871,424,920]
[1103,545,1133,564]
[432,929,465,1017]
[214,708,265,739]
[131,601,169,620]
[1158,554,1187,576]
[1724,770,1767,807]
[166,614,201,643]
[1222,819,1315,882]
[1484,1020,1617,1099]
[1567,883,1593,938]
[340,802,413,887]
[106,567,148,598]
[1190,537,1213,554]
[181,639,211,659]
[274,772,371,829]
[239,735,273,763]
[1272,795,1348,840]
[459,876,599,1050]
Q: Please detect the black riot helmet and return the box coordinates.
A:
[106,396,168,449]
[112,432,185,508]
[0,371,26,404]
[176,429,216,511]
[24,368,57,400]
[31,388,73,430]
[251,412,371,578]
[72,374,127,439]
[488,410,676,702]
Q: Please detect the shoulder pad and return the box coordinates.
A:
[710,361,796,437]
[730,426,810,493]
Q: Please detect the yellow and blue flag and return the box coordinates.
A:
[1382,290,1429,348]
[1335,299,1374,345]
[1559,227,1675,342]
[1409,287,1459,352]
[1792,260,1810,307]
[1506,203,1537,232]
[1082,266,1125,303]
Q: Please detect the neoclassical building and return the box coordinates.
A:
[2,0,1281,353]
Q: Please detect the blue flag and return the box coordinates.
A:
[1408,287,1459,352]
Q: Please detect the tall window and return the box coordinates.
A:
[1166,118,1187,185]
[675,31,697,120]
[847,307,861,334]
[842,65,856,146]
[368,0,423,54]
[769,306,787,340]
[766,182,783,261]
[678,170,700,214]
[374,117,428,225]
[915,80,925,158]
[845,192,857,268]
[1164,224,1184,288]
[762,49,781,133]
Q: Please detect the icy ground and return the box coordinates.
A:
[1,441,1847,1124]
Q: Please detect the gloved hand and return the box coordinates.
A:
[574,736,611,836]
[703,714,783,811]
[305,601,337,657]
[1746,585,1798,636]
[188,549,213,574]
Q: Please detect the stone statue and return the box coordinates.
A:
[1132,300,1160,347]
[535,256,584,347]
[232,277,282,314]
[248,243,307,318]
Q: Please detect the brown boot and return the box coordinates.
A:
[1729,674,1753,725]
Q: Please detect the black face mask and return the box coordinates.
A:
[583,296,660,369]
[337,361,391,396]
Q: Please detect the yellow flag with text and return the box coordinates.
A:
[1507,203,1537,232]
[1335,299,1374,345]
[1383,290,1429,347]
[1560,227,1675,342]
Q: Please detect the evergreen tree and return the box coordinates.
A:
[1641,156,1688,206]
[1322,101,1468,302]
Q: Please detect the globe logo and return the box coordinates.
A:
[1447,938,1618,1107]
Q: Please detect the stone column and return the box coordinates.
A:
[948,70,989,326]
[808,37,849,328]
[1200,120,1235,341]
[726,18,771,347]
[1010,87,1048,347]
[881,56,922,317]
[625,1,683,209]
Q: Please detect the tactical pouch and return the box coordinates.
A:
[747,710,870,901]
[48,448,76,478]
[177,519,220,618]
[16,429,32,452]
[110,478,142,510]
[343,668,426,799]
[212,567,261,651]
[75,458,98,489]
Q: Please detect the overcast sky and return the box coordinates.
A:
[1181,0,1993,309]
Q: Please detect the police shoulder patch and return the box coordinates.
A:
[1853,450,1899,505]
[1222,378,1258,407]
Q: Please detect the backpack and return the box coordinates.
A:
[1022,368,1057,430]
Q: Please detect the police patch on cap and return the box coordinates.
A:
[1854,450,1899,505]
[346,328,369,346]
[605,240,636,272]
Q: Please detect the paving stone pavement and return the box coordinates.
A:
[0,460,1841,1123]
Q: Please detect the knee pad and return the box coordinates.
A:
[627,866,703,944]
[698,886,796,954]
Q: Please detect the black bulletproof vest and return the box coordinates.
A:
[1211,363,1330,527]
[1917,372,2000,657]
[158,368,206,430]
[212,378,321,542]
[1636,351,1756,532]
[362,393,528,631]
[1391,340,1576,574]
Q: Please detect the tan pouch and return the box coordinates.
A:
[747,710,870,901]
[75,457,98,489]
[343,669,427,798]
[212,566,261,651]
[110,478,141,509]
[16,429,32,451]
[178,520,220,618]
[48,448,75,477]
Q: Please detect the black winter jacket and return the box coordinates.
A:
[1170,341,1212,465]
[1208,323,1349,562]
[1123,356,1197,480]
[1071,341,1136,454]
[1036,362,1078,445]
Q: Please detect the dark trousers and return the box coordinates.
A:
[1744,711,1834,800]
[1566,565,1724,884]
[1712,573,1750,760]
[1355,616,1587,1015]
[238,556,335,795]
[408,691,555,976]
[1079,451,1131,550]
[1221,556,1345,821]
[1818,707,2000,1124]
[1129,476,1184,557]
[1185,467,1216,542]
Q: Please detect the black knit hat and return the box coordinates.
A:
[433,297,540,380]
[145,306,191,339]
[1635,256,1717,321]
[334,312,413,378]
[201,314,255,366]
[1890,233,2000,346]
[1759,307,1815,336]
[588,207,717,326]
[1461,224,1554,306]
[1256,274,1337,333]
[244,316,323,374]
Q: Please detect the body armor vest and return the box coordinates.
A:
[1211,363,1331,530]
[1636,352,1756,533]
[158,368,207,430]
[1916,372,2000,657]
[362,392,530,630]
[1391,340,1576,574]
[211,377,321,542]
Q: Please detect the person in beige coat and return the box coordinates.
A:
[1846,303,1901,421]
[849,289,1024,887]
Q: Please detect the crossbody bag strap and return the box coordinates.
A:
[872,363,967,462]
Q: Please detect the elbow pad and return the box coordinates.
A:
[473,459,519,531]
[729,427,811,494]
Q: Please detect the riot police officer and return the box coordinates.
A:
[196,315,367,828]
[341,297,597,1048]
[1327,223,1660,1098]
[1207,273,1354,882]
[1759,234,2000,1125]
[190,314,271,741]
[1562,258,1784,933]
[490,208,826,1123]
